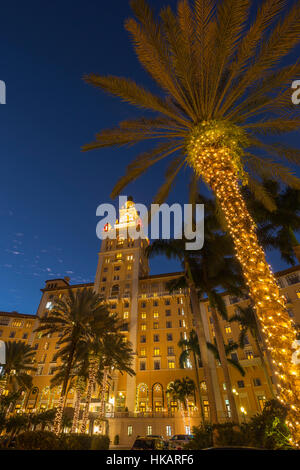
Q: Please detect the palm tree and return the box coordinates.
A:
[167,377,196,431]
[147,205,244,424]
[178,329,205,423]
[83,0,300,439]
[34,287,117,434]
[146,236,219,424]
[206,340,245,378]
[0,341,36,396]
[229,304,275,399]
[80,332,135,433]
[242,180,300,265]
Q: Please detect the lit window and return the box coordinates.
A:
[127,265,132,271]
[168,360,175,369]
[245,350,254,359]
[127,255,133,261]
[153,311,159,318]
[166,425,172,437]
[154,348,160,356]
[12,320,22,327]
[116,253,122,259]
[141,312,147,319]
[147,425,152,435]
[140,348,146,356]
[225,326,232,334]
[128,425,133,436]
[122,337,127,343]
[141,324,146,331]
[153,322,159,329]
[123,312,129,319]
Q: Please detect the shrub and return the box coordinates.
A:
[212,422,247,447]
[16,431,59,450]
[185,423,213,449]
[90,435,110,450]
[59,433,92,450]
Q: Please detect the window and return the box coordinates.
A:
[297,289,300,299]
[12,320,22,327]
[245,350,254,359]
[165,299,170,305]
[154,360,160,370]
[244,335,249,345]
[258,395,266,411]
[113,275,119,281]
[141,324,146,331]
[165,309,171,316]
[166,426,172,437]
[127,265,132,271]
[141,312,147,319]
[153,322,159,329]
[167,347,174,355]
[140,335,146,343]
[147,425,152,435]
[288,309,294,318]
[0,330,2,337]
[153,300,158,307]
[9,331,16,338]
[140,348,146,356]
[154,348,160,356]
[127,255,133,261]
[167,334,173,341]
[123,312,129,319]
[185,426,191,435]
[128,425,133,436]
[153,311,159,318]
[103,267,108,272]
[22,333,28,340]
[140,361,146,371]
[237,380,245,388]
[166,321,172,328]
[225,399,231,418]
[168,360,175,369]
[231,353,238,362]
[225,326,232,334]
[114,266,120,271]
[153,334,159,342]
[253,378,262,387]
[141,302,146,308]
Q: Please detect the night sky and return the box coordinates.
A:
[1,0,299,314]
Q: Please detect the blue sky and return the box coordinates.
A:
[0,0,299,314]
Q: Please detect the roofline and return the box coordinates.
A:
[0,311,36,319]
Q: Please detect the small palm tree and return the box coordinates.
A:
[83,0,300,437]
[178,330,205,423]
[167,377,195,430]
[229,304,275,398]
[80,332,135,433]
[0,341,36,395]
[34,287,117,434]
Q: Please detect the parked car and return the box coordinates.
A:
[147,435,169,449]
[131,436,165,450]
[168,434,194,450]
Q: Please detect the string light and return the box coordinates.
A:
[186,121,300,445]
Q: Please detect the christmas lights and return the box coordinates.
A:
[186,121,300,445]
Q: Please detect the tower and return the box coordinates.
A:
[94,198,149,412]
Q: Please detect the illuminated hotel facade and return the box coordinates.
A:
[1,199,300,446]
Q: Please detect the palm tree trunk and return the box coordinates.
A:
[255,338,275,399]
[210,304,239,424]
[190,148,300,440]
[80,358,98,434]
[71,378,84,433]
[99,366,109,419]
[192,351,206,424]
[189,286,218,425]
